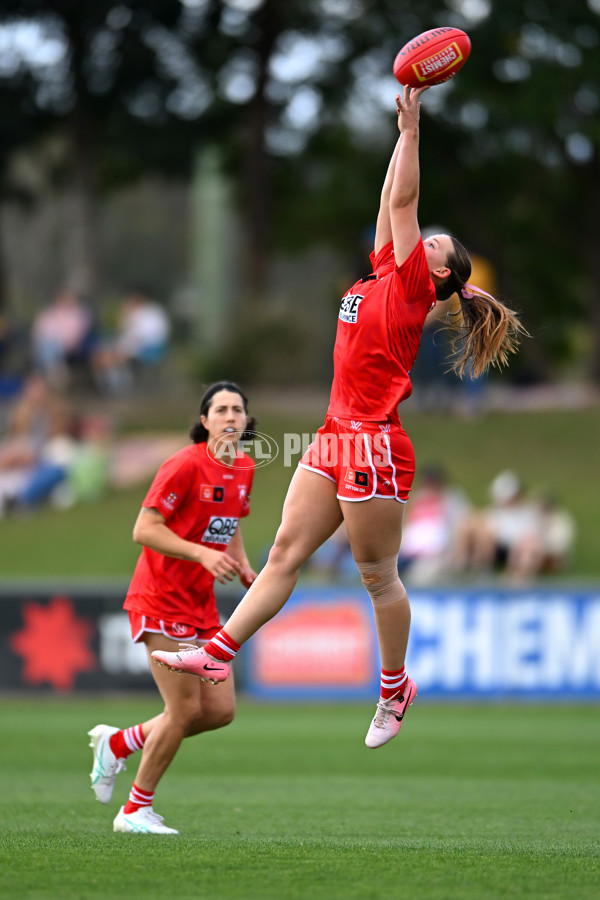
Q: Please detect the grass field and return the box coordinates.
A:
[1,406,600,578]
[0,697,598,899]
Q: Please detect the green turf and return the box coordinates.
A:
[1,407,599,578]
[0,698,598,899]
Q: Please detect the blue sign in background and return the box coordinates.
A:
[2,582,598,699]
[244,586,600,700]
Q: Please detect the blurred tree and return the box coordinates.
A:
[0,26,51,309]
[0,0,188,301]
[0,0,598,379]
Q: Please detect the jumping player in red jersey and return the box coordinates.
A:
[88,382,257,834]
[152,88,526,748]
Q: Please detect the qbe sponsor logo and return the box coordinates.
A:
[338,293,363,324]
[202,515,239,545]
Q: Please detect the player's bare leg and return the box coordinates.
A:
[342,497,417,748]
[152,467,344,674]
[114,634,235,834]
[342,497,409,670]
[225,466,343,641]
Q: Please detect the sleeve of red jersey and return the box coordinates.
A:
[370,241,395,272]
[395,239,435,307]
[143,452,192,521]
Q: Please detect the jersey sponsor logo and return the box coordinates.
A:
[350,420,363,431]
[202,515,239,545]
[379,423,392,433]
[171,622,190,636]
[201,484,224,502]
[338,293,363,324]
[344,467,369,487]
[160,492,178,511]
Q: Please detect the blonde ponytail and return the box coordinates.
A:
[449,284,528,379]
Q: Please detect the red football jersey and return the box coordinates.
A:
[124,442,254,630]
[327,239,436,421]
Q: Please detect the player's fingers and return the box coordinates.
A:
[222,553,242,573]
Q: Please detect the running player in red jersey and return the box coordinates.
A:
[88,382,257,834]
[152,88,526,749]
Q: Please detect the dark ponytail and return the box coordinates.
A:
[189,381,257,444]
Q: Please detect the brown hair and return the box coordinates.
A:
[437,236,528,379]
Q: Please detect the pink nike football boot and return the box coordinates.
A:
[364,677,417,749]
[151,644,230,683]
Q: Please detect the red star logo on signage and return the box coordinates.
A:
[10,596,96,691]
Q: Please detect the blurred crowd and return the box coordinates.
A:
[0,372,111,516]
[28,286,171,394]
[306,465,575,585]
[0,285,172,517]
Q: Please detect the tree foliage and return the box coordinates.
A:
[0,0,598,377]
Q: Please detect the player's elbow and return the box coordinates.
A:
[390,188,418,210]
[132,522,146,545]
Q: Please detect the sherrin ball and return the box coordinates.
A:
[393,27,471,87]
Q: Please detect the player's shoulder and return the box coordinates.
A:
[371,240,396,273]
[394,237,427,273]
[168,442,202,463]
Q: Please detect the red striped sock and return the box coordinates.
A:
[123,782,154,814]
[109,724,146,760]
[203,629,240,662]
[381,667,407,701]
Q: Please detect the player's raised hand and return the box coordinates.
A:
[396,85,428,132]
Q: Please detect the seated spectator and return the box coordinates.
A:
[0,373,72,513]
[31,289,94,389]
[397,463,471,585]
[54,413,111,508]
[9,407,82,511]
[453,470,574,581]
[533,492,576,574]
[93,289,171,394]
[0,380,111,515]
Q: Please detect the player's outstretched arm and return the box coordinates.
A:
[374,134,403,255]
[389,85,428,268]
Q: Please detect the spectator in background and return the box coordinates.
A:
[6,406,82,512]
[31,289,94,389]
[453,470,575,581]
[0,373,72,513]
[397,463,471,585]
[93,289,171,394]
[532,491,576,574]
